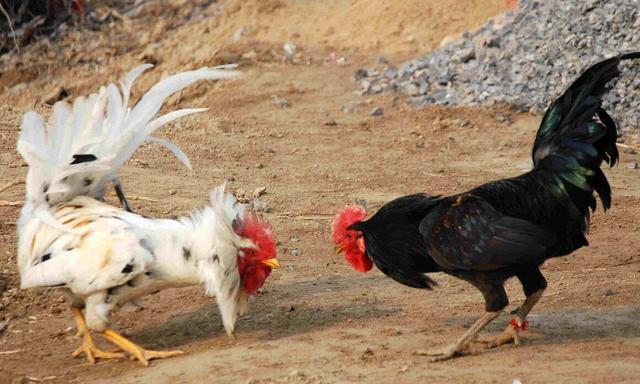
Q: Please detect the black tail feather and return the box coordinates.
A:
[532,52,639,212]
[594,107,619,167]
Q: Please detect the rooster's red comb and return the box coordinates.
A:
[241,214,276,259]
[332,205,367,244]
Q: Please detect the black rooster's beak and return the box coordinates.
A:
[357,237,365,253]
[334,243,345,254]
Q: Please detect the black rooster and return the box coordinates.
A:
[332,53,639,361]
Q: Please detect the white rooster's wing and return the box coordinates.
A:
[17,64,239,231]
[18,197,153,292]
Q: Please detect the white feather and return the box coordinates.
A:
[17,64,240,232]
[146,136,192,170]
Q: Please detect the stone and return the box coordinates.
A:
[369,107,384,116]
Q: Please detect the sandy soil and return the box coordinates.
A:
[1,1,640,383]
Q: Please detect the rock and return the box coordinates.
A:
[626,162,639,169]
[254,163,264,169]
[405,83,420,96]
[341,104,354,113]
[603,288,617,296]
[42,86,68,105]
[139,45,160,65]
[369,107,384,116]
[375,56,389,65]
[453,47,476,63]
[289,370,305,378]
[354,68,368,81]
[352,0,640,133]
[253,186,267,197]
[273,97,290,108]
[283,43,296,61]
[252,198,272,213]
[242,50,257,60]
[324,115,337,126]
[291,249,302,257]
[232,26,247,42]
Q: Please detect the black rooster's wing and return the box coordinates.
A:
[419,196,557,271]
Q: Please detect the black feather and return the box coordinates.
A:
[70,154,97,165]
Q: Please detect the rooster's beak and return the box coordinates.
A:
[357,237,365,253]
[334,243,345,254]
[262,258,280,269]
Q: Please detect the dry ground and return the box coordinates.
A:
[1,1,639,383]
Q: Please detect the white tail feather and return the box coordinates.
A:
[17,64,240,224]
[146,136,193,170]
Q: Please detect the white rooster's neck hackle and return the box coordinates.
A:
[183,184,254,335]
[126,184,253,335]
[16,64,240,232]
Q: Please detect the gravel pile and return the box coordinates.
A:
[357,0,640,133]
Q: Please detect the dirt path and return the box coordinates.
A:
[1,1,640,383]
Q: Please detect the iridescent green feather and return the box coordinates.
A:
[559,171,592,191]
[539,104,561,136]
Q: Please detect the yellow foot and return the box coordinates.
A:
[70,307,125,363]
[477,319,527,348]
[101,329,184,367]
[72,339,125,364]
[416,347,464,362]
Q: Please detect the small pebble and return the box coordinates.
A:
[273,97,290,108]
[253,186,267,197]
[369,107,384,116]
[341,104,354,113]
[354,68,368,81]
[324,116,337,126]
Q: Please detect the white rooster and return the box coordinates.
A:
[16,65,279,366]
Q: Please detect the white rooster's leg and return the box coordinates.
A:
[100,329,184,367]
[70,307,125,364]
[114,180,133,213]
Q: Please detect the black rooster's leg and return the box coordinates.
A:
[423,310,502,362]
[114,181,133,213]
[481,267,547,348]
[482,289,544,348]
[421,281,509,362]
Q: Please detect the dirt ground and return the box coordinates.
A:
[1,1,640,383]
